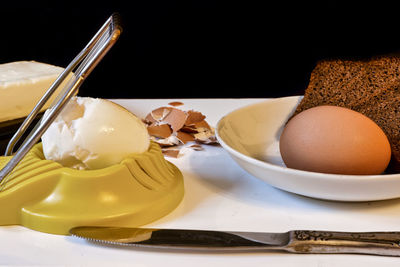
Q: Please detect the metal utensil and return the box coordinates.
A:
[0,13,122,187]
[69,226,400,256]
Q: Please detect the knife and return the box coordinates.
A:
[69,226,400,256]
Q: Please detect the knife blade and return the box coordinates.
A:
[69,226,400,256]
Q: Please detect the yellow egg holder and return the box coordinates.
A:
[0,142,184,235]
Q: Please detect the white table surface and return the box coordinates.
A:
[1,98,400,266]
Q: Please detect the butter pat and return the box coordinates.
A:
[0,61,65,122]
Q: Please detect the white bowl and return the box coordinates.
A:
[216,96,400,201]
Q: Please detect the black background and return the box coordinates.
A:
[1,1,399,99]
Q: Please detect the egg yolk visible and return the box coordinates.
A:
[279,105,391,175]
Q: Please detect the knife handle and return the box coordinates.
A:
[285,230,400,256]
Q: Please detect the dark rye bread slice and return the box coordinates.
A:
[301,60,366,108]
[292,56,400,172]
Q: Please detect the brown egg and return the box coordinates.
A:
[279,105,391,175]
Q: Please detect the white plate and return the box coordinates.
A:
[3,98,400,266]
[216,96,400,201]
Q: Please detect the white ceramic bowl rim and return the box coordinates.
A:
[215,96,400,183]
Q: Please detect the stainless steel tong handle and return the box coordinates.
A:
[0,13,122,186]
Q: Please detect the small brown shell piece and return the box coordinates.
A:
[176,131,195,144]
[185,110,206,126]
[163,108,187,132]
[162,149,180,158]
[144,104,219,156]
[147,124,172,138]
[168,101,184,107]
[150,107,172,122]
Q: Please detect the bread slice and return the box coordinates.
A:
[292,56,400,172]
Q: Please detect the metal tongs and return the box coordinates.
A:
[0,13,122,186]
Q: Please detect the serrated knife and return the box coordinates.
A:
[69,226,400,256]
